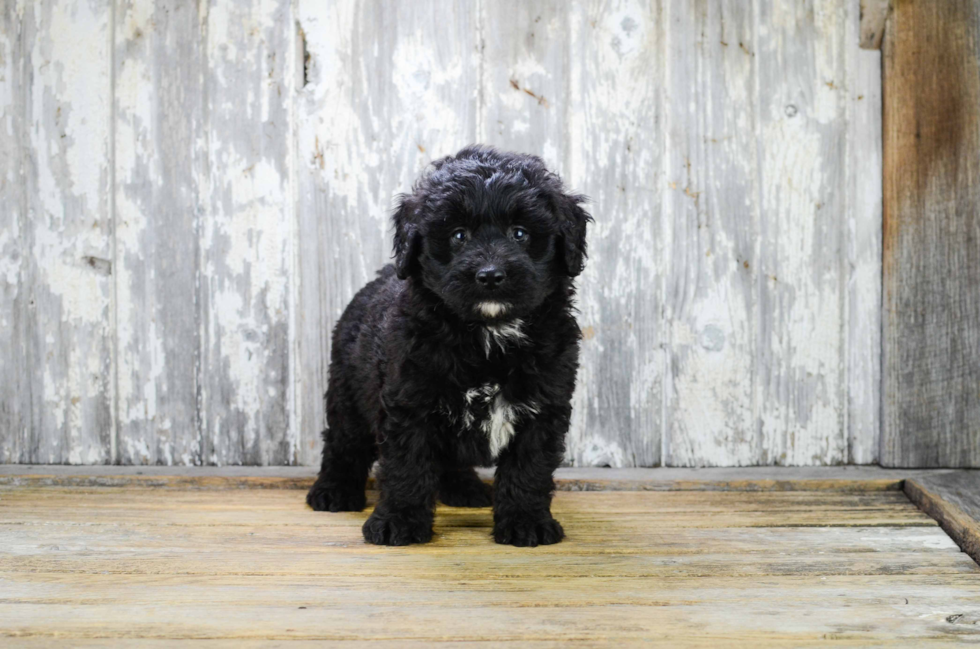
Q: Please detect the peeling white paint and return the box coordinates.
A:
[4,0,882,467]
[579,437,628,468]
[844,10,883,465]
[564,0,663,467]
[660,0,759,467]
[202,0,294,465]
[0,219,20,289]
[0,0,114,464]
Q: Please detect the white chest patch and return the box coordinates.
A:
[462,383,538,457]
[481,319,528,358]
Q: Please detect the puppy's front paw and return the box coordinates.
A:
[493,515,564,547]
[306,480,366,512]
[362,509,433,546]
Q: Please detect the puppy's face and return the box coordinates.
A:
[393,147,591,322]
[417,191,558,322]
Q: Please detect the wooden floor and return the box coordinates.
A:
[2,474,979,647]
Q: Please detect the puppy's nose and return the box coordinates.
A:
[476,266,506,288]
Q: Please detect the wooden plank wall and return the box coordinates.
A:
[1,1,114,464]
[0,0,882,467]
[881,0,980,467]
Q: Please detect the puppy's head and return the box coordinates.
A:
[392,145,591,322]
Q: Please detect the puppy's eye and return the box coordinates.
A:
[511,227,529,243]
[451,229,468,243]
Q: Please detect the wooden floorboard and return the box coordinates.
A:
[0,465,963,492]
[905,472,980,566]
[1,474,979,645]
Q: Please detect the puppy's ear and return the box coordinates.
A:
[557,194,592,277]
[392,197,422,280]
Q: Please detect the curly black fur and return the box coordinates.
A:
[306,145,592,547]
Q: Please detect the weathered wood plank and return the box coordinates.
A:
[7,573,980,612]
[564,0,664,467]
[0,484,978,645]
[294,0,480,466]
[881,0,980,467]
[202,0,295,465]
[663,0,880,466]
[0,489,940,530]
[0,2,31,463]
[0,521,956,555]
[4,636,976,649]
[3,599,979,644]
[113,0,206,465]
[754,0,849,465]
[0,486,922,509]
[2,537,958,567]
[4,641,978,649]
[2,0,888,468]
[0,1,114,464]
[2,638,978,649]
[662,0,759,466]
[905,472,980,565]
[479,0,568,158]
[846,1,883,464]
[0,465,961,491]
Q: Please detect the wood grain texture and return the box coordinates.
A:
[0,1,31,463]
[565,0,664,467]
[6,641,968,649]
[881,0,980,467]
[905,472,980,565]
[1,482,978,645]
[202,0,295,465]
[2,1,887,467]
[662,0,758,466]
[113,0,205,465]
[846,5,883,465]
[0,1,114,464]
[2,465,962,492]
[663,0,881,466]
[14,472,902,492]
[480,0,568,157]
[754,0,849,465]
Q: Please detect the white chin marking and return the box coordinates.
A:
[476,301,508,318]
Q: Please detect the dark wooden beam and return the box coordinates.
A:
[905,472,980,565]
[882,0,980,467]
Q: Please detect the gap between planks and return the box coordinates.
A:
[0,465,962,491]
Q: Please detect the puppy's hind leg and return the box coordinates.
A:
[307,389,376,512]
[439,467,493,507]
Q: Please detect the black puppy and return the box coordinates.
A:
[306,145,591,546]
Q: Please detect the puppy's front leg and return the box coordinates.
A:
[362,425,438,546]
[492,415,566,547]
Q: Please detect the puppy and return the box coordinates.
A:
[306,145,591,546]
